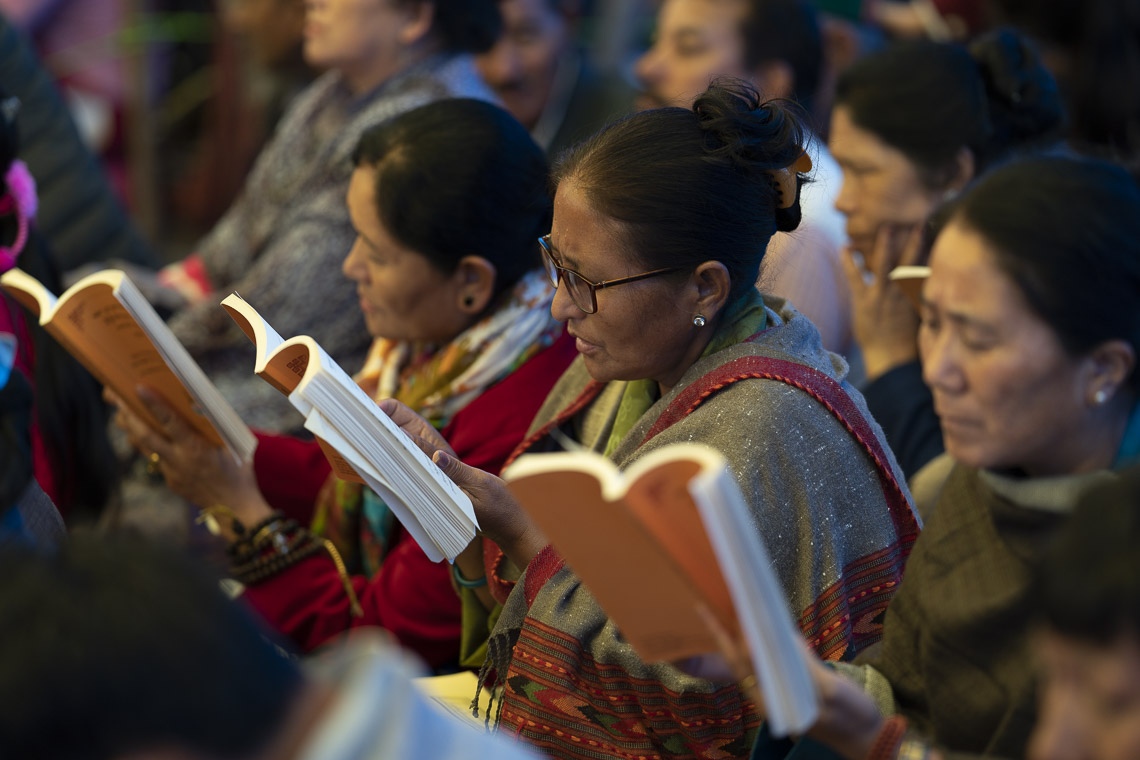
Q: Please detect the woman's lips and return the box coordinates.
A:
[572,334,599,356]
[936,412,984,435]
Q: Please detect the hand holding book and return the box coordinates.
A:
[377,398,550,570]
[106,385,273,541]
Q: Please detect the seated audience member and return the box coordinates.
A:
[0,532,540,760]
[0,334,65,548]
[991,0,1140,173]
[102,0,501,434]
[384,80,919,758]
[831,29,1064,477]
[634,0,853,359]
[1029,467,1140,760]
[0,89,119,523]
[109,99,576,669]
[747,155,1140,760]
[475,0,635,156]
[0,0,128,185]
[0,13,155,273]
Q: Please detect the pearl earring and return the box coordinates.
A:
[1094,389,1109,405]
[693,314,706,328]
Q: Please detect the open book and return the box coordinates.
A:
[502,442,818,737]
[0,268,256,463]
[221,293,477,563]
[888,265,930,312]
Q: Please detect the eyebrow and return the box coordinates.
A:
[356,229,384,253]
[921,298,999,333]
[670,27,709,45]
[548,239,582,271]
[832,153,877,172]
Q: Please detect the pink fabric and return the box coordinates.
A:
[0,161,38,273]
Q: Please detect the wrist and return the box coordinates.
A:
[503,524,549,571]
[451,562,487,588]
[861,343,919,383]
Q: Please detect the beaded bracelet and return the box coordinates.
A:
[226,512,363,617]
[451,562,488,589]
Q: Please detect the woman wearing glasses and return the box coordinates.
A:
[108,99,576,670]
[386,80,919,758]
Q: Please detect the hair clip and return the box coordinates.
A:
[767,152,813,209]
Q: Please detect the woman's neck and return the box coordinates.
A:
[1023,395,1137,478]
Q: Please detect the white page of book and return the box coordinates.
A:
[691,466,819,737]
[304,409,449,563]
[286,342,477,559]
[116,277,256,464]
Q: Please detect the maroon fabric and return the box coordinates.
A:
[251,431,332,524]
[644,354,917,553]
[241,331,576,666]
[486,377,606,606]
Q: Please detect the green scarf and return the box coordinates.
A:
[602,290,768,457]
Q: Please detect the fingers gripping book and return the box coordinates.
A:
[502,443,819,737]
[221,293,477,564]
[0,268,256,463]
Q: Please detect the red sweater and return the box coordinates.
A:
[240,332,576,668]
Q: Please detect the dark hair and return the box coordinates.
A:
[1034,466,1140,644]
[352,99,551,304]
[834,30,1064,188]
[0,93,118,522]
[947,155,1140,391]
[0,533,305,758]
[397,0,501,54]
[552,79,807,302]
[740,0,823,116]
[992,0,1140,166]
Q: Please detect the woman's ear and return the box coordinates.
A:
[454,255,497,315]
[692,261,732,322]
[397,0,436,47]
[948,146,976,195]
[1084,338,1137,407]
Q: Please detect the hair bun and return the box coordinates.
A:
[970,28,1065,155]
[692,78,808,231]
[434,0,501,54]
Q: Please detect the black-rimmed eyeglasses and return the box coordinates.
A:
[538,235,681,314]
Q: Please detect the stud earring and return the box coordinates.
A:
[1094,389,1109,405]
[463,295,475,307]
[693,314,706,328]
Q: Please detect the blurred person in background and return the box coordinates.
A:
[634,0,854,362]
[0,0,128,190]
[76,0,501,437]
[0,333,65,548]
[1028,466,1140,760]
[990,0,1140,174]
[0,13,155,273]
[0,88,120,524]
[0,532,541,760]
[740,154,1140,760]
[831,30,1064,478]
[475,0,635,156]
